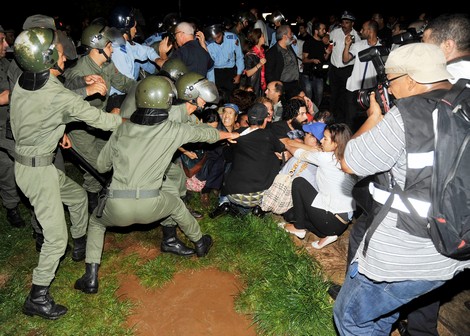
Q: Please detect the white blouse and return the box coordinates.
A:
[294,148,356,214]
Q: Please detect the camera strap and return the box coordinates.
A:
[360,61,369,90]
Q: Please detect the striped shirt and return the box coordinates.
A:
[344,107,470,281]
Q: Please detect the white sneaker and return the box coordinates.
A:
[311,235,338,249]
[283,223,307,239]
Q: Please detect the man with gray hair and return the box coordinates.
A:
[265,25,301,100]
[164,21,214,77]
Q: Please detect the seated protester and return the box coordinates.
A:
[271,124,323,217]
[220,103,285,216]
[281,123,357,249]
[281,121,326,197]
[235,113,249,129]
[184,107,221,198]
[196,104,241,207]
[270,97,310,140]
[269,97,310,161]
[292,93,319,121]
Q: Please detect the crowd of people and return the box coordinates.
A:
[1,5,469,336]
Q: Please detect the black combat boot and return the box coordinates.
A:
[22,284,68,320]
[74,263,99,294]
[6,206,26,228]
[72,235,86,262]
[193,234,213,257]
[161,226,195,256]
[87,191,99,214]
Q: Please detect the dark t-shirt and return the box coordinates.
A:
[269,120,291,140]
[302,38,327,76]
[171,40,214,77]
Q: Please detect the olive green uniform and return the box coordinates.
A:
[121,91,209,222]
[64,56,135,193]
[0,57,21,211]
[10,75,122,286]
[86,119,220,264]
[8,59,93,234]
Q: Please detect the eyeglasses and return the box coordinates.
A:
[174,31,184,36]
[385,74,407,87]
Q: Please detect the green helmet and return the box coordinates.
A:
[81,24,111,50]
[136,75,176,109]
[14,27,59,73]
[159,58,188,82]
[175,72,219,103]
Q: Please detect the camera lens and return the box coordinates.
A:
[356,89,371,110]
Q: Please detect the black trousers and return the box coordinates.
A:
[290,177,349,238]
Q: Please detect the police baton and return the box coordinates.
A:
[64,147,110,187]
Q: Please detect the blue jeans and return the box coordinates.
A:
[333,263,446,336]
[301,73,324,108]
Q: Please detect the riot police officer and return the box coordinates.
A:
[11,27,123,320]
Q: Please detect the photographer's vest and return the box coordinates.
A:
[363,90,448,254]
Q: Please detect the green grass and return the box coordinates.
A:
[0,164,336,335]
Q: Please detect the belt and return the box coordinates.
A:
[106,189,160,199]
[14,152,55,167]
[334,214,350,225]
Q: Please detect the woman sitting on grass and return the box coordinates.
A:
[281,123,357,249]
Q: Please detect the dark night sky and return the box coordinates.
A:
[2,1,468,37]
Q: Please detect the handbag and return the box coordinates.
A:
[180,149,207,178]
[260,159,308,214]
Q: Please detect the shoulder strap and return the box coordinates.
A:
[442,78,470,106]
[362,183,396,256]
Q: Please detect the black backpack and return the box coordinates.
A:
[425,78,470,260]
[363,79,470,260]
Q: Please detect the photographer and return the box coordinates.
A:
[333,43,470,335]
[343,20,381,132]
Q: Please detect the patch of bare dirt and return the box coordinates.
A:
[104,234,256,336]
[117,269,256,336]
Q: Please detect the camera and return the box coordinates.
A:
[355,46,393,114]
[356,85,390,112]
[392,27,425,46]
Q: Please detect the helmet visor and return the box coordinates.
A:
[195,79,219,103]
